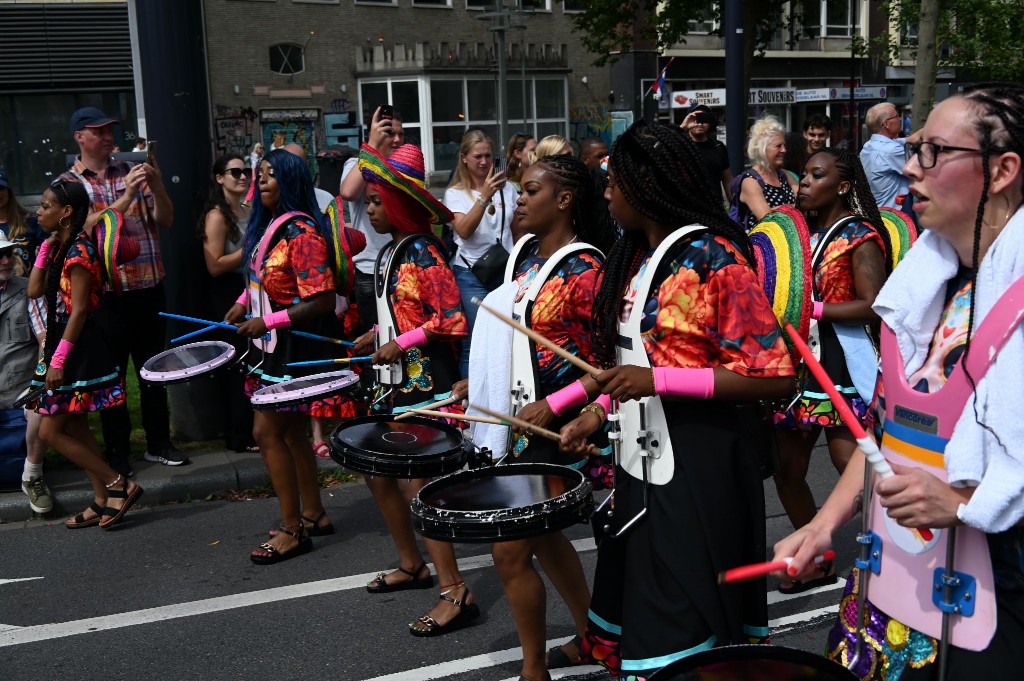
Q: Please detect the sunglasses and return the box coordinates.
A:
[0,248,15,260]
[223,167,253,179]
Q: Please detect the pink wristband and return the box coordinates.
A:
[811,300,825,320]
[545,379,589,416]
[50,339,74,369]
[34,241,52,269]
[653,367,715,400]
[235,290,249,306]
[394,327,428,351]
[263,309,292,330]
[594,393,612,412]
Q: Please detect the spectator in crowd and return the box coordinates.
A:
[784,113,832,177]
[58,107,180,477]
[528,135,573,165]
[578,136,609,171]
[732,115,797,230]
[0,168,44,276]
[680,105,733,202]
[503,132,536,192]
[860,102,910,207]
[133,138,147,152]
[249,142,265,172]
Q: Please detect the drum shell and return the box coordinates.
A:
[328,414,467,478]
[140,341,236,386]
[647,644,858,681]
[411,463,594,543]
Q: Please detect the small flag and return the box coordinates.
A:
[651,57,675,98]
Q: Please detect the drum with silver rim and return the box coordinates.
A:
[250,370,360,410]
[140,341,236,385]
[329,414,467,478]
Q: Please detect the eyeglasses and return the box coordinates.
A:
[885,114,901,123]
[0,248,15,260]
[224,167,253,179]
[905,141,984,169]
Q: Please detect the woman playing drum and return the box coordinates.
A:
[558,121,795,680]
[774,84,1024,681]
[27,180,143,529]
[353,142,479,636]
[226,149,342,563]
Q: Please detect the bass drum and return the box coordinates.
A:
[647,644,858,681]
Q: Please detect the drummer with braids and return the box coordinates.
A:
[226,149,344,564]
[27,180,143,529]
[352,143,479,637]
[775,84,1024,681]
[465,154,615,681]
[557,121,795,680]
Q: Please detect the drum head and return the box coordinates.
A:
[250,370,359,409]
[329,414,467,478]
[140,341,235,384]
[420,463,581,512]
[648,645,858,681]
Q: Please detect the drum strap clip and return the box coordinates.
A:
[854,530,883,576]
[932,569,977,617]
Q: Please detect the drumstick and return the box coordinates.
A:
[783,324,934,542]
[718,550,835,585]
[160,312,239,333]
[469,403,563,442]
[290,329,356,347]
[285,356,373,367]
[410,408,562,444]
[171,325,220,343]
[471,297,602,379]
[395,395,459,421]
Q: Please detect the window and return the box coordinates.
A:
[802,0,858,38]
[359,79,423,148]
[354,0,396,4]
[269,43,304,75]
[411,0,450,5]
[562,1,587,12]
[899,22,918,46]
[687,2,718,34]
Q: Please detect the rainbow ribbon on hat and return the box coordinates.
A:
[324,196,354,295]
[93,208,127,293]
[877,207,919,272]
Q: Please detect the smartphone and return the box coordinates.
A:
[146,140,158,165]
[379,105,394,122]
[695,112,717,125]
[493,156,506,175]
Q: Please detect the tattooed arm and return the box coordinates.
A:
[819,240,887,323]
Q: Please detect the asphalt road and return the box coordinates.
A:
[0,445,855,681]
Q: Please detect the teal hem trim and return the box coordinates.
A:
[566,458,587,470]
[620,635,717,672]
[32,370,121,391]
[743,624,770,638]
[588,608,622,635]
[391,391,454,414]
[802,386,859,398]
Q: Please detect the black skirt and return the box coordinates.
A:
[32,317,125,415]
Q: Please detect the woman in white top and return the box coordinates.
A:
[443,129,518,377]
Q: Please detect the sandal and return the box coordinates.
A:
[268,510,335,538]
[98,476,144,530]
[313,440,331,460]
[250,525,313,565]
[777,559,838,594]
[66,502,104,529]
[409,581,480,637]
[546,634,583,669]
[366,561,433,593]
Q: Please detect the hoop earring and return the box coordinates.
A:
[59,216,71,231]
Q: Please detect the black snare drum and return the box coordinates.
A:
[140,341,235,385]
[250,370,359,410]
[329,414,467,478]
[647,644,858,681]
[411,463,594,543]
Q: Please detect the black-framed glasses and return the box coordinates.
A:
[905,141,984,169]
[224,167,253,179]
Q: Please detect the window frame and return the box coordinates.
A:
[269,42,306,76]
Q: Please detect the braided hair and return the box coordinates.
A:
[590,120,751,366]
[43,180,90,362]
[808,147,884,233]
[197,154,246,243]
[531,154,615,254]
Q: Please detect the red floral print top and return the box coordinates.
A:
[59,232,104,315]
[260,217,336,306]
[385,236,468,338]
[810,219,883,303]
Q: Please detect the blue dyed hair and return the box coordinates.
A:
[242,148,334,271]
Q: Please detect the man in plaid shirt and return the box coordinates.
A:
[59,107,187,474]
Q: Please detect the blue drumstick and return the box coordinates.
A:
[159,312,239,332]
[285,356,373,367]
[290,330,356,347]
[171,325,220,343]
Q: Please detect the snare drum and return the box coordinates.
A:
[140,341,236,385]
[411,463,593,543]
[647,644,857,681]
[250,370,360,410]
[329,414,467,478]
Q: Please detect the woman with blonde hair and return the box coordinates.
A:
[527,134,573,166]
[732,115,798,230]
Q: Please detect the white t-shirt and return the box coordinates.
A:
[443,183,517,267]
[341,157,393,275]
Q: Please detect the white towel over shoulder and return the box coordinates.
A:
[467,282,518,460]
[873,208,1024,532]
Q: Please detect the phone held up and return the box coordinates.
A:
[379,104,394,123]
[146,140,158,166]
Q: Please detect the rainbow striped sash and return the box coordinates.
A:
[93,208,127,293]
[749,206,812,357]
[324,197,354,295]
[877,207,919,272]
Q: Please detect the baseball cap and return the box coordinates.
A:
[690,104,712,115]
[0,167,8,188]
[69,107,119,135]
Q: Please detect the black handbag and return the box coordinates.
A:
[461,189,509,286]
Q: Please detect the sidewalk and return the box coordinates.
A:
[0,449,341,525]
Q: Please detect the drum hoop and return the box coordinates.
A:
[647,644,859,681]
[139,341,236,383]
[250,370,359,406]
[415,463,590,516]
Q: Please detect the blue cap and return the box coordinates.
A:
[69,107,119,135]
[0,167,8,188]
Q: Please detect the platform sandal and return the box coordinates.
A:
[366,561,433,593]
[250,524,313,565]
[409,581,480,637]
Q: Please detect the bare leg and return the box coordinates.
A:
[534,531,590,636]
[364,475,427,585]
[825,426,857,475]
[493,538,547,679]
[284,418,330,527]
[772,428,820,530]
[252,411,303,556]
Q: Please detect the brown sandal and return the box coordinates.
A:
[98,475,144,529]
[66,502,104,529]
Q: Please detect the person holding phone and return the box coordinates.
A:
[681,104,734,203]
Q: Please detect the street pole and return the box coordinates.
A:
[724,0,744,174]
[478,2,515,148]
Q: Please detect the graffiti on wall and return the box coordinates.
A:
[260,109,319,178]
[213,105,258,157]
[569,102,612,146]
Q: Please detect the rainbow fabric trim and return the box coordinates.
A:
[877,207,919,272]
[93,207,125,293]
[749,205,812,357]
[324,197,353,295]
[357,144,452,226]
[881,419,947,468]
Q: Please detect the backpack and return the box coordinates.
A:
[727,168,766,228]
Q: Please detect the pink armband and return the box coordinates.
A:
[545,379,589,416]
[263,309,292,330]
[653,367,715,400]
[235,290,249,307]
[811,300,825,320]
[594,393,612,412]
[34,241,52,269]
[394,327,428,351]
[49,339,74,370]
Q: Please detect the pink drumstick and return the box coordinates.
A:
[719,550,835,585]
[783,324,934,542]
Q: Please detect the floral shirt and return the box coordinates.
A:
[810,218,883,303]
[624,235,794,377]
[58,232,104,316]
[513,245,602,390]
[259,216,335,306]
[385,236,468,339]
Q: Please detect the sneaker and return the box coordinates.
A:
[22,476,54,515]
[143,444,190,466]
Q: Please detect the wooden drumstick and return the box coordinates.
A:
[471,297,602,379]
[395,395,459,421]
[409,408,562,444]
[469,403,563,442]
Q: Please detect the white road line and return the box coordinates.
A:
[0,624,22,632]
[0,577,44,585]
[769,605,838,632]
[766,578,846,605]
